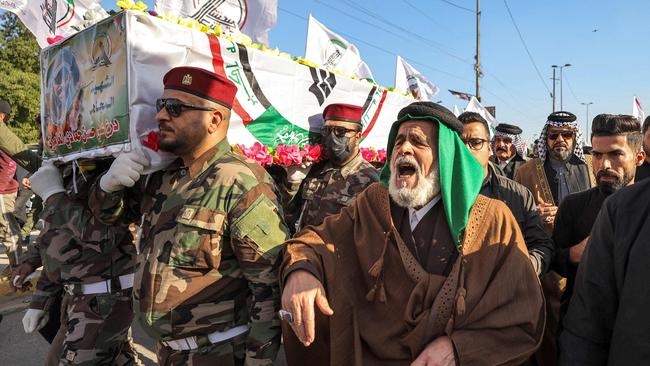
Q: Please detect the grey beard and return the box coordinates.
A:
[388,157,441,208]
[547,143,573,162]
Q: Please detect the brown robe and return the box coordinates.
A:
[281,183,544,365]
[514,157,595,366]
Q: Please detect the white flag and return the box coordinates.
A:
[633,96,646,123]
[453,105,461,117]
[395,56,439,101]
[305,15,374,81]
[154,0,277,45]
[0,0,107,48]
[465,96,497,127]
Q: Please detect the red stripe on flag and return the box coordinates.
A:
[208,35,253,124]
[361,89,388,139]
[208,35,226,75]
[57,4,75,28]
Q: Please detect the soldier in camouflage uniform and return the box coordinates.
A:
[89,66,289,365]
[15,159,140,366]
[285,103,379,234]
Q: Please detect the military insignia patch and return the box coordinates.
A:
[181,207,196,220]
[65,350,76,362]
[182,74,193,85]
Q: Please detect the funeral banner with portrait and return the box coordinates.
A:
[41,11,412,170]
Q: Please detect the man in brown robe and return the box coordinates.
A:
[515,111,595,366]
[279,102,544,365]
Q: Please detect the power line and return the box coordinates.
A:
[502,0,551,95]
[401,0,454,34]
[335,0,473,64]
[277,7,472,82]
[312,0,411,43]
[278,6,533,112]
[439,0,474,13]
[562,71,583,104]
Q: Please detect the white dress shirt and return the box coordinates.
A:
[497,156,514,170]
[407,195,442,231]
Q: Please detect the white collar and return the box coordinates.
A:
[408,195,441,230]
[498,156,514,167]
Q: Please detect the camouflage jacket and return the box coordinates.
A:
[285,152,379,234]
[25,162,137,311]
[89,138,288,364]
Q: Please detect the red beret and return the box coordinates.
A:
[163,66,237,109]
[323,103,363,126]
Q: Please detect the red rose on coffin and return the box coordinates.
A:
[274,144,303,166]
[142,131,160,151]
[360,147,378,162]
[377,148,387,162]
[238,142,274,166]
[302,144,323,165]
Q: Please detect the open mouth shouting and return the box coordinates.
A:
[394,156,421,188]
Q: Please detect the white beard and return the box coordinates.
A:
[388,156,441,208]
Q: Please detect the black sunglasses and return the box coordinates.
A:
[156,98,216,117]
[547,131,575,140]
[320,125,360,137]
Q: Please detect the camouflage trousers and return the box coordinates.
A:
[155,332,247,366]
[46,290,140,366]
[0,192,22,267]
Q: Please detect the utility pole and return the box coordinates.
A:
[475,0,481,102]
[581,102,594,143]
[551,65,558,112]
[559,63,571,110]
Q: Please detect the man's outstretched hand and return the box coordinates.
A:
[281,270,334,347]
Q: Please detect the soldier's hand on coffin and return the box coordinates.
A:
[29,162,66,202]
[411,336,457,366]
[282,270,334,347]
[100,151,149,193]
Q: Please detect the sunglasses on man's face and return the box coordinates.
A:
[547,131,575,140]
[156,98,216,118]
[320,125,360,137]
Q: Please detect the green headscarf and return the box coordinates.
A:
[380,105,485,248]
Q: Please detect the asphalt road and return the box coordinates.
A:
[0,307,158,366]
[0,244,157,366]
[0,245,287,365]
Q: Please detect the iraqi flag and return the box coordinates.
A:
[304,15,374,81]
[633,96,646,123]
[449,89,473,101]
[0,0,107,48]
[154,0,277,45]
[395,55,439,101]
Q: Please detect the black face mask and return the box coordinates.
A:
[324,134,353,164]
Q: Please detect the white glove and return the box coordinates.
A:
[100,151,149,193]
[29,162,65,201]
[22,309,48,333]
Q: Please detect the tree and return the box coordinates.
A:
[0,12,41,143]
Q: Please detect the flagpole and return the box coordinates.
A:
[475,0,481,102]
